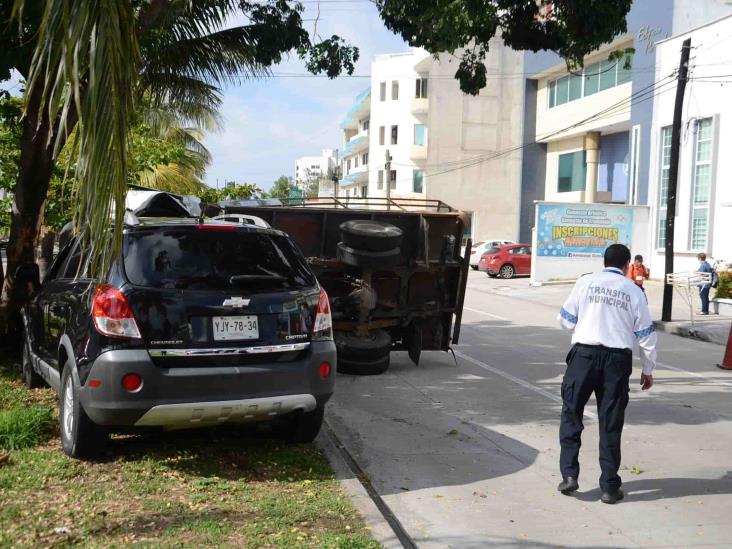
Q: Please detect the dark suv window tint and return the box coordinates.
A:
[57,240,87,279]
[123,229,316,291]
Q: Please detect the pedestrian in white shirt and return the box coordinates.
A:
[556,244,657,504]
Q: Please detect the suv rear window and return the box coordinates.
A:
[123,229,316,291]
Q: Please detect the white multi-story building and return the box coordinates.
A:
[338,87,372,198]
[646,13,732,276]
[295,149,338,192]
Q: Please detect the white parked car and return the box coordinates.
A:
[212,214,271,228]
[468,240,516,269]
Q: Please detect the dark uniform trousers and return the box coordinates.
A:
[560,343,632,492]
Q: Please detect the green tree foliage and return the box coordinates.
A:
[0,95,22,235]
[375,0,633,94]
[195,182,262,204]
[269,175,296,199]
[717,272,732,300]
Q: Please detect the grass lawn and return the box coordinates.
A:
[0,354,379,548]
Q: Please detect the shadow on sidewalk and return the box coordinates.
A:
[574,472,732,502]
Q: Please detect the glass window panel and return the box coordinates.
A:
[392,80,399,100]
[569,73,583,101]
[657,209,667,248]
[557,151,586,192]
[377,170,384,190]
[599,59,617,91]
[549,80,556,108]
[691,209,709,249]
[556,76,569,106]
[414,124,426,146]
[584,62,600,96]
[698,118,713,140]
[617,53,633,85]
[379,82,386,101]
[696,140,712,163]
[413,170,424,193]
[389,170,397,190]
[693,165,711,205]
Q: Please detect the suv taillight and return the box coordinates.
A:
[92,284,142,339]
[312,288,333,341]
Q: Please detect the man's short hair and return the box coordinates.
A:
[634,254,643,262]
[698,252,707,261]
[605,244,631,269]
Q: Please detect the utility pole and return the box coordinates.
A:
[662,38,692,322]
[385,149,392,210]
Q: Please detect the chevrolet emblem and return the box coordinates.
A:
[222,297,250,307]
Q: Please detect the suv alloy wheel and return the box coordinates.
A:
[59,362,108,459]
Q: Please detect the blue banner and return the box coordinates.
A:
[536,203,634,258]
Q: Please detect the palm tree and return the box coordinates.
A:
[1,0,358,335]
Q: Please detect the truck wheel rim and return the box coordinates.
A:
[63,378,74,439]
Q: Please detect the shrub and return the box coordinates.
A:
[716,271,732,300]
[0,406,55,451]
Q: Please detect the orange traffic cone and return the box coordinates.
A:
[717,323,732,370]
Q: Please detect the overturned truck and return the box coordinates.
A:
[208,197,472,375]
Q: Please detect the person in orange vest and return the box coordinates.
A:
[627,255,650,298]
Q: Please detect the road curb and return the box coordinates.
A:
[653,320,726,346]
[317,421,405,549]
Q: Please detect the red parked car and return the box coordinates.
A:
[478,244,532,279]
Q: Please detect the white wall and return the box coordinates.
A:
[648,15,732,278]
[425,40,525,243]
[295,150,337,185]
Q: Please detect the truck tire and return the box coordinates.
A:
[335,330,392,361]
[340,220,403,252]
[337,354,390,376]
[337,242,400,268]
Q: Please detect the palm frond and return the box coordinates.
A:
[137,162,205,194]
[20,0,141,278]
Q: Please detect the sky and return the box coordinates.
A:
[203,1,410,192]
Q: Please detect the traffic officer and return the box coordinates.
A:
[556,244,657,504]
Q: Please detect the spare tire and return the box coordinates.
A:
[340,220,403,252]
[336,330,392,362]
[337,242,400,268]
[337,354,390,376]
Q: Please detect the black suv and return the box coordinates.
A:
[19,219,336,458]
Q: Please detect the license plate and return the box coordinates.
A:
[212,315,259,341]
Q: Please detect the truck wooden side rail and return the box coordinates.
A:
[208,197,472,375]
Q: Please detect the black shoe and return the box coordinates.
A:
[601,488,624,504]
[557,477,579,495]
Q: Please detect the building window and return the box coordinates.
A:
[392,80,399,100]
[377,170,384,190]
[362,119,370,132]
[548,51,634,108]
[415,77,428,98]
[379,126,385,146]
[354,156,359,168]
[690,118,714,250]
[389,170,397,190]
[362,152,369,165]
[361,185,367,198]
[628,125,641,205]
[656,126,672,248]
[346,159,351,173]
[414,124,426,146]
[391,125,398,145]
[380,82,386,101]
[462,212,473,247]
[557,151,586,193]
[413,170,424,193]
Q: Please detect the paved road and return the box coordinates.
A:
[327,271,732,548]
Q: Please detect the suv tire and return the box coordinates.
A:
[60,363,107,459]
[287,406,325,443]
[340,220,403,252]
[21,339,43,389]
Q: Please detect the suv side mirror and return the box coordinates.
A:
[15,263,41,291]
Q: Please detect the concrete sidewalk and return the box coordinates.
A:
[654,317,731,346]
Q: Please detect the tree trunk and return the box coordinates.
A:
[38,231,57,280]
[0,85,58,342]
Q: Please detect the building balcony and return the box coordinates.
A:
[410,145,427,160]
[340,87,372,131]
[339,167,368,188]
[342,134,369,157]
[411,98,428,114]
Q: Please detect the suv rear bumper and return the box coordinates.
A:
[79,341,336,428]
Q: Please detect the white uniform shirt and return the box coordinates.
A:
[557,267,658,375]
